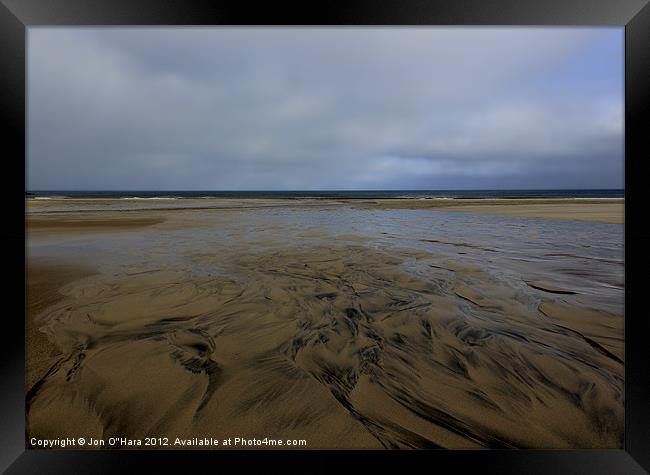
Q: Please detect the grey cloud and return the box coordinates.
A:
[27,27,623,190]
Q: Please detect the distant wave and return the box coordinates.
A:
[27,189,625,200]
[120,197,178,200]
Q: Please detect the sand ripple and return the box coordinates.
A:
[27,243,623,448]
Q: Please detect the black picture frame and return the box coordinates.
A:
[2,0,649,472]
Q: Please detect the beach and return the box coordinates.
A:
[26,197,625,449]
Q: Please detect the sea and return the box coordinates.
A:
[26,189,624,200]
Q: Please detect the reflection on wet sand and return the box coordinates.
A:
[26,201,624,449]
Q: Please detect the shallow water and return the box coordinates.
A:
[29,207,624,308]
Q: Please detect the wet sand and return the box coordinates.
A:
[26,261,95,390]
[27,216,164,233]
[25,199,624,449]
[351,198,624,224]
[27,198,624,224]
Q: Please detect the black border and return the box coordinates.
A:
[2,0,649,472]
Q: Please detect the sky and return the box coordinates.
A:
[27,27,623,191]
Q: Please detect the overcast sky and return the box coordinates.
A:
[27,28,623,190]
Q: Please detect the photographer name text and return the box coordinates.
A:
[29,436,307,448]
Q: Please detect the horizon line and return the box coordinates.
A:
[26,187,625,192]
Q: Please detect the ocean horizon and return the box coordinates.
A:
[26,189,625,200]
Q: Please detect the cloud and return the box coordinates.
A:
[27,27,623,190]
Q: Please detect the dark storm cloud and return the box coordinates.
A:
[27,27,623,190]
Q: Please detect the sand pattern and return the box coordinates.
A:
[26,202,624,449]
